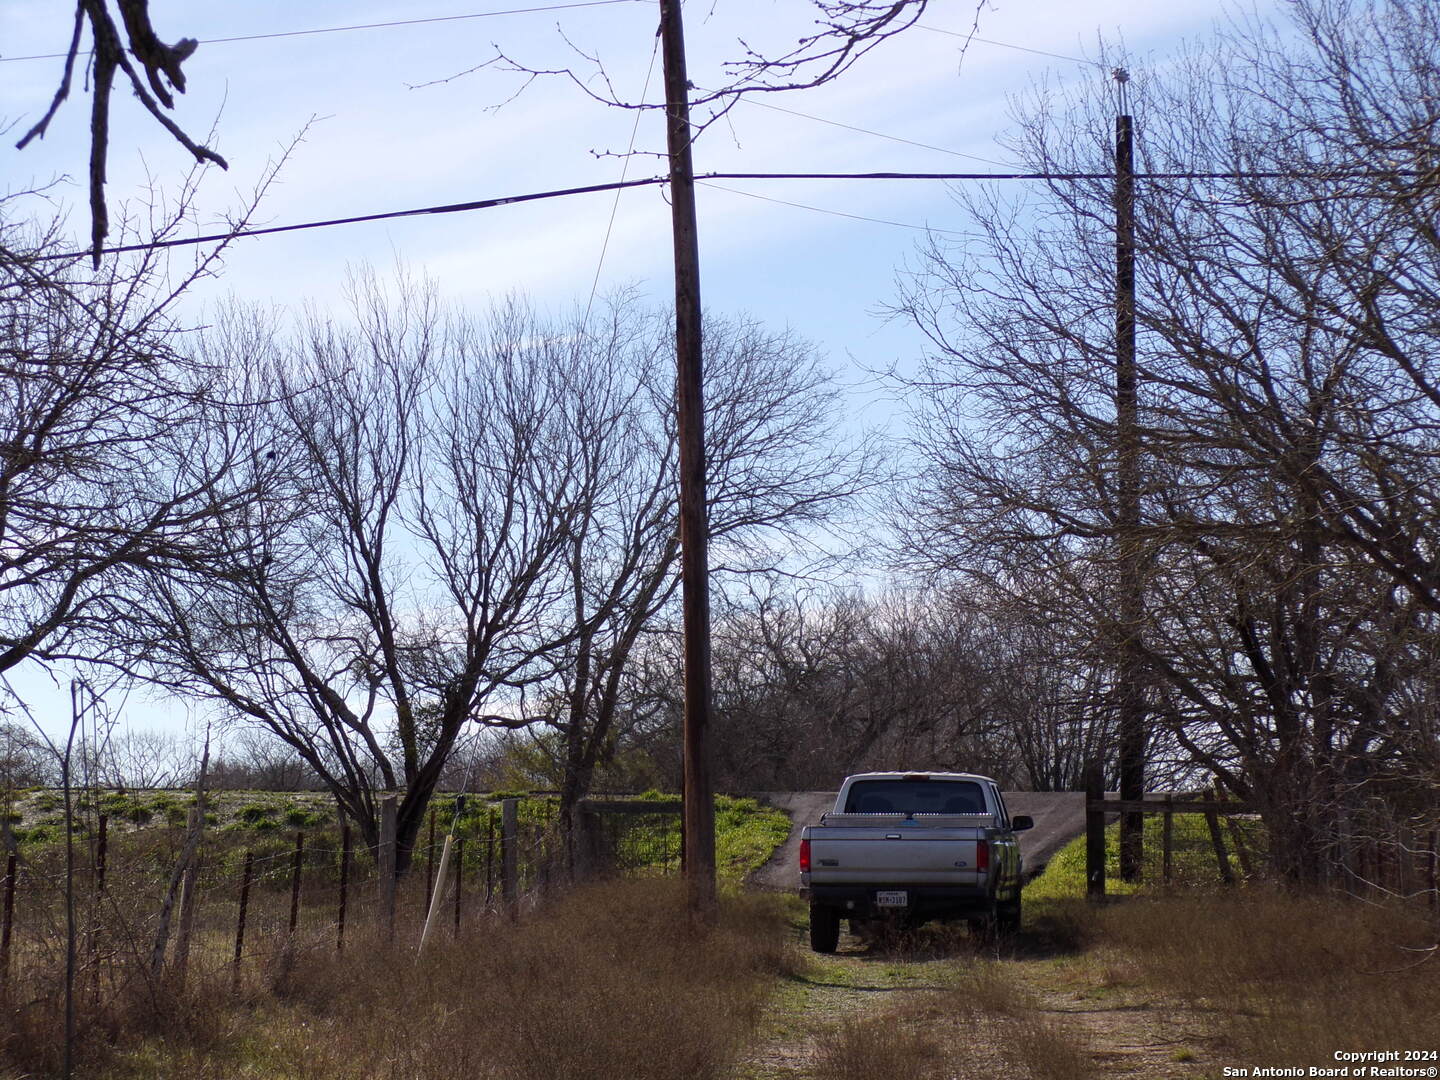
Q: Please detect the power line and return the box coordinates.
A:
[917,24,1100,67]
[0,0,642,64]
[585,34,661,322]
[711,90,1020,169]
[696,180,979,237]
[712,169,1417,181]
[30,167,1416,262]
[29,176,671,262]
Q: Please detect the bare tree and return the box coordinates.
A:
[0,193,281,700]
[617,581,1112,793]
[17,2,226,263]
[891,0,1440,883]
[0,721,55,789]
[532,301,872,840]
[208,728,321,791]
[418,0,976,155]
[135,278,622,870]
[87,728,193,789]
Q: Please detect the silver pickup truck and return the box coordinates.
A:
[799,772,1033,952]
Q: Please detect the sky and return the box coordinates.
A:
[0,0,1272,740]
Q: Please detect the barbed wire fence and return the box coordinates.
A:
[0,794,683,1011]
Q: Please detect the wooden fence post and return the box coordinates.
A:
[378,796,397,943]
[1085,764,1106,901]
[453,835,464,934]
[1161,797,1174,884]
[288,832,304,937]
[173,854,202,987]
[1203,789,1235,886]
[1,852,15,997]
[337,826,351,952]
[233,851,254,990]
[501,798,519,915]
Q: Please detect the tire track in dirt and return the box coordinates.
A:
[731,918,1223,1080]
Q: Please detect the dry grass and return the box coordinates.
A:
[1092,888,1440,1066]
[1,879,794,1080]
[806,960,1096,1080]
[810,1013,948,1080]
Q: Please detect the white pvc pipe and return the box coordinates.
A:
[417,833,454,955]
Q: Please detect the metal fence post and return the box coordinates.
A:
[337,826,351,951]
[233,851,254,991]
[1,852,15,997]
[501,798,518,915]
[288,832,305,936]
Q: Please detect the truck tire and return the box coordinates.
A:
[809,903,840,953]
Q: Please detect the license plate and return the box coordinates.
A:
[875,890,908,907]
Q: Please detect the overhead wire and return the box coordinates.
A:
[917,24,1100,67]
[704,89,1020,169]
[28,167,1417,263]
[583,29,661,324]
[695,180,980,238]
[0,0,644,63]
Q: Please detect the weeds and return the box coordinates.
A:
[811,1013,947,1080]
[806,964,1095,1080]
[1094,888,1440,1065]
[2,879,792,1080]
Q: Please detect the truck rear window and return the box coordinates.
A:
[843,780,987,815]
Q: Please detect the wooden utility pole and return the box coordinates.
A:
[659,0,717,922]
[1114,89,1147,884]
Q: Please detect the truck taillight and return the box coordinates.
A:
[975,840,989,871]
[800,838,811,873]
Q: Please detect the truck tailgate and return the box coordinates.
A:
[807,824,987,886]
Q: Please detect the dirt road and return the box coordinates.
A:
[745,790,1088,892]
[729,921,1216,1080]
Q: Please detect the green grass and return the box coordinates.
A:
[1025,810,1268,905]
[716,796,792,879]
[4,788,792,880]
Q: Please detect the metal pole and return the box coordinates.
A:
[92,814,106,1004]
[337,825,351,952]
[233,851,253,990]
[485,812,495,908]
[0,852,15,997]
[658,0,717,926]
[501,799,518,916]
[288,832,304,936]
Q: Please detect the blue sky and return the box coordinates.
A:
[2,0,1268,738]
